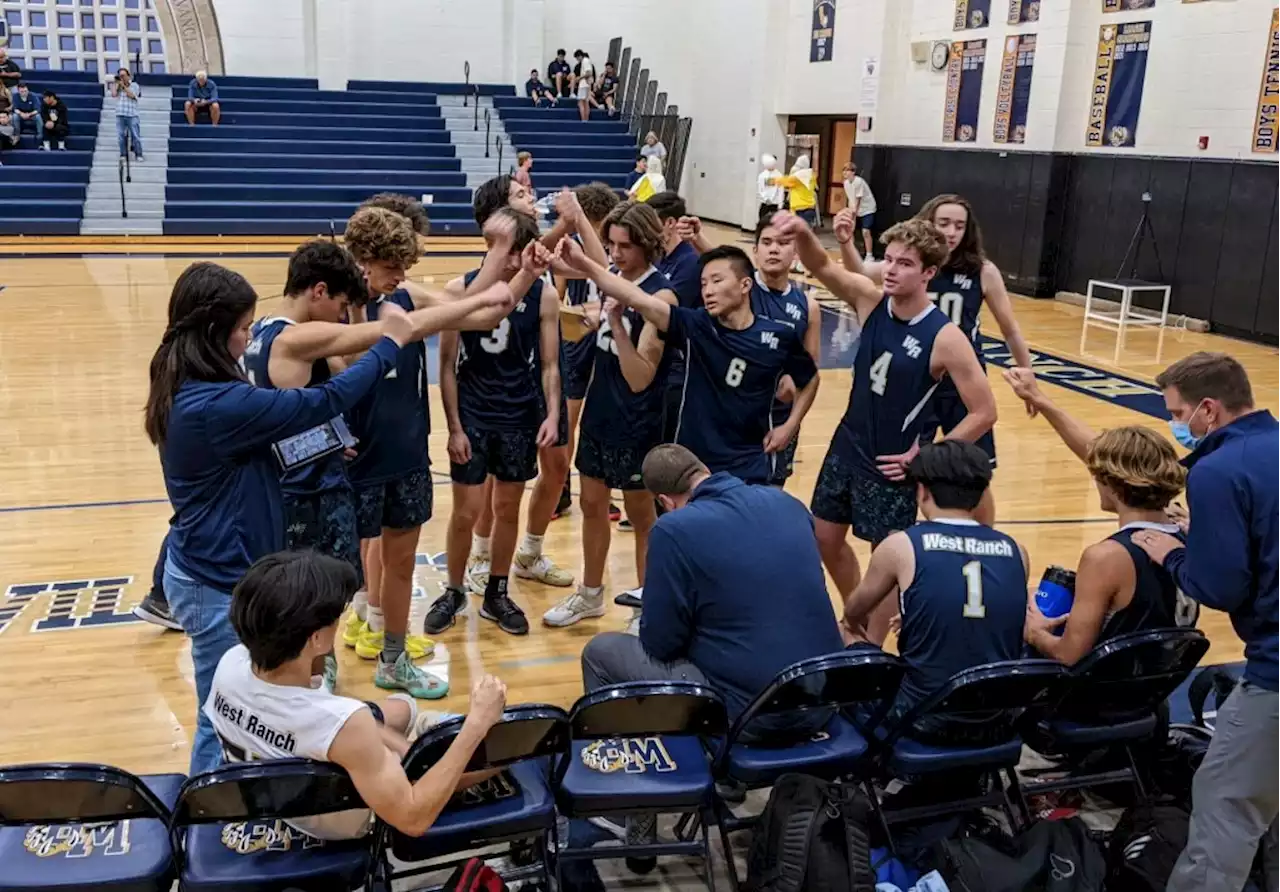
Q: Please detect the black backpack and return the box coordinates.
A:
[744,774,877,892]
[934,816,1106,892]
[1105,802,1190,891]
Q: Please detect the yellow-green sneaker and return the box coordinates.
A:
[354,627,436,661]
[342,615,366,649]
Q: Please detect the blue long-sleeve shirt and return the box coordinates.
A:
[188,78,219,102]
[638,473,844,717]
[1164,409,1278,690]
[161,338,398,591]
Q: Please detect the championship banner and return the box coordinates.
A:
[1254,7,1279,153]
[1007,1,1040,25]
[1103,0,1154,10]
[954,0,991,30]
[810,0,836,62]
[994,34,1036,144]
[943,39,987,142]
[1086,21,1151,148]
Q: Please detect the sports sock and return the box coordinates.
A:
[472,534,491,560]
[381,631,406,665]
[581,583,604,600]
[367,605,385,633]
[517,532,544,558]
[485,574,509,601]
[352,589,369,621]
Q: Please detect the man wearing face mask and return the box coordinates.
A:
[1130,351,1277,892]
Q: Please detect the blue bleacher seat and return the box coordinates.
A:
[348,80,515,96]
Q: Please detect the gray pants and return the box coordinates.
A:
[581,631,707,693]
[1169,681,1279,892]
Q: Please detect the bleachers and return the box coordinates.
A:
[0,70,101,235]
[492,96,636,194]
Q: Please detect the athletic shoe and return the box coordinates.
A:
[132,591,182,631]
[615,587,643,608]
[624,814,658,874]
[543,588,607,627]
[423,588,467,635]
[354,627,436,661]
[608,503,621,522]
[513,552,575,587]
[375,652,449,700]
[321,653,339,695]
[465,555,490,595]
[480,593,530,635]
[617,518,634,532]
[342,614,366,649]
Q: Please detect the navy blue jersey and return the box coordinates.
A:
[1101,523,1198,640]
[898,520,1027,707]
[580,266,672,446]
[928,265,985,349]
[666,306,816,484]
[834,300,950,479]
[659,241,703,387]
[456,270,545,431]
[242,317,350,498]
[346,290,430,485]
[751,273,812,427]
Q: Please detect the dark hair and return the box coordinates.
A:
[574,49,585,58]
[116,67,131,78]
[698,244,755,281]
[646,191,686,222]
[230,551,358,671]
[556,48,566,56]
[755,210,782,244]
[144,263,257,444]
[530,68,539,76]
[635,155,647,165]
[486,207,541,252]
[359,192,431,237]
[907,440,993,511]
[1155,351,1254,412]
[605,61,615,68]
[43,90,58,100]
[574,181,621,223]
[603,201,665,264]
[916,193,985,275]
[473,174,515,226]
[284,240,368,307]
[642,444,708,496]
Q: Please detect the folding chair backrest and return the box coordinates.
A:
[170,759,364,829]
[402,705,571,780]
[1056,628,1210,720]
[568,682,729,739]
[0,763,171,825]
[924,659,1068,716]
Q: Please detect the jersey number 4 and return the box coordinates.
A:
[479,318,511,354]
[869,351,891,396]
[596,315,634,356]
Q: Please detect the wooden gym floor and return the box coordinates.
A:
[0,232,1274,774]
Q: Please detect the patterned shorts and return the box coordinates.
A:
[451,426,540,485]
[575,430,657,491]
[284,488,363,584]
[354,469,433,539]
[810,447,918,545]
[769,434,800,487]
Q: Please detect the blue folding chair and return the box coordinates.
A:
[870,660,1069,835]
[709,649,905,890]
[0,762,182,892]
[372,705,569,891]
[168,759,372,891]
[554,682,729,891]
[1022,628,1210,801]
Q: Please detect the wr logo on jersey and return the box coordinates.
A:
[760,332,780,350]
[515,301,527,313]
[784,302,802,321]
[952,274,973,290]
[902,335,923,359]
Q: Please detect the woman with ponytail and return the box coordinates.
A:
[145,261,412,774]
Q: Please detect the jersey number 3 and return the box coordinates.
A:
[479,318,511,354]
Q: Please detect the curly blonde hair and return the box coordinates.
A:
[343,206,421,270]
[880,218,949,270]
[359,193,431,237]
[1086,426,1186,510]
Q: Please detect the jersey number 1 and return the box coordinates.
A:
[961,560,986,619]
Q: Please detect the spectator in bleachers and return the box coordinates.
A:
[628,155,665,202]
[513,151,534,193]
[208,549,508,840]
[626,155,647,191]
[640,130,667,163]
[0,82,10,118]
[0,49,20,88]
[525,69,555,108]
[572,49,595,122]
[591,61,619,117]
[109,67,144,162]
[548,48,572,99]
[40,89,69,151]
[13,82,42,146]
[0,111,18,164]
[185,69,221,126]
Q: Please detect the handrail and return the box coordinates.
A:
[483,108,490,155]
[475,92,482,132]
[495,135,504,175]
[463,61,471,107]
[119,129,132,218]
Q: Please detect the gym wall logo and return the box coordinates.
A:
[24,822,133,859]
[581,737,678,774]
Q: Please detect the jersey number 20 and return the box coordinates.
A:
[596,315,634,356]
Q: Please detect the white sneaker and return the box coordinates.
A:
[465,555,490,595]
[543,588,607,627]
[513,551,575,586]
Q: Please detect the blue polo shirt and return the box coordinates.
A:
[187,78,219,102]
[1164,410,1278,690]
[638,473,844,717]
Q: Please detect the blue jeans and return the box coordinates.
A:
[116,114,142,157]
[15,112,42,143]
[163,555,238,775]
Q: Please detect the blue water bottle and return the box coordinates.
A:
[1034,566,1077,636]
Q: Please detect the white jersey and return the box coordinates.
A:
[204,645,373,840]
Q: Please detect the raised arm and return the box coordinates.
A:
[560,237,674,331]
[1003,367,1096,462]
[833,208,884,284]
[981,261,1032,369]
[675,216,714,256]
[771,211,881,318]
[933,325,997,444]
[608,299,666,393]
[276,319,397,364]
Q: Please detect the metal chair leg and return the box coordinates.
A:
[713,805,742,892]
[702,810,720,892]
[1004,766,1033,830]
[863,778,897,858]
[1124,744,1150,803]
